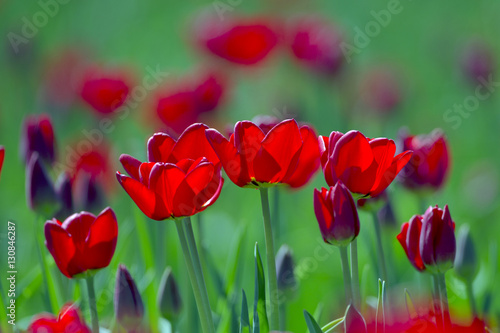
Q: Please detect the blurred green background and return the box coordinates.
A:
[1,0,499,331]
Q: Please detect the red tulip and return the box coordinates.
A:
[359,68,402,114]
[26,153,59,216]
[398,129,450,191]
[147,123,220,166]
[461,40,495,85]
[319,130,413,197]
[117,155,223,221]
[28,303,91,333]
[80,67,130,114]
[44,207,118,278]
[20,113,56,165]
[397,214,425,272]
[156,90,200,135]
[193,72,225,113]
[196,16,278,65]
[0,146,4,179]
[206,119,318,188]
[288,17,344,75]
[314,182,360,246]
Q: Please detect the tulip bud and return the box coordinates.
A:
[157,267,182,322]
[20,114,56,165]
[114,264,144,330]
[454,225,479,282]
[54,172,73,220]
[26,153,59,216]
[461,40,495,85]
[73,171,104,213]
[420,205,456,274]
[314,181,360,246]
[344,304,367,333]
[276,245,296,292]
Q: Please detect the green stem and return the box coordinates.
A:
[339,246,353,304]
[184,217,214,330]
[432,274,444,331]
[272,187,281,245]
[372,213,388,282]
[465,279,477,317]
[350,239,361,309]
[175,219,213,333]
[85,275,99,333]
[438,273,452,330]
[259,187,280,330]
[279,302,286,331]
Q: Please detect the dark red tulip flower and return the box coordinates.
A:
[28,303,91,333]
[80,67,131,115]
[207,119,319,188]
[314,181,360,246]
[44,207,118,278]
[72,170,105,213]
[359,68,402,114]
[26,153,59,216]
[117,153,223,221]
[398,205,456,273]
[398,129,450,191]
[115,264,144,330]
[20,113,56,165]
[54,172,74,220]
[196,15,278,65]
[0,146,4,179]
[155,90,200,136]
[319,130,413,197]
[69,143,114,193]
[288,17,344,75]
[461,40,495,85]
[193,71,225,113]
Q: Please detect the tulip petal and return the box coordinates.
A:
[370,150,413,197]
[286,126,321,188]
[62,212,96,245]
[0,146,5,178]
[150,163,186,214]
[147,132,176,162]
[119,154,142,181]
[233,121,265,178]
[45,221,76,278]
[172,123,220,166]
[139,162,156,187]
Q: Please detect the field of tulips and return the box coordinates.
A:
[1,0,500,332]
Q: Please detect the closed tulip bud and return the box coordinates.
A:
[54,172,73,220]
[115,264,144,330]
[276,245,296,291]
[420,205,456,274]
[73,171,104,213]
[26,153,59,216]
[314,181,360,246]
[454,225,479,282]
[157,267,182,322]
[344,304,367,333]
[20,114,56,165]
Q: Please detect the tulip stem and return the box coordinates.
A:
[183,217,214,330]
[465,279,478,317]
[339,246,353,304]
[431,274,444,331]
[350,239,361,309]
[259,187,280,330]
[175,219,214,333]
[438,273,452,330]
[372,212,388,283]
[85,275,99,333]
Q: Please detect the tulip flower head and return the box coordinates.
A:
[320,130,413,198]
[157,267,182,322]
[0,146,4,179]
[115,264,144,330]
[44,207,118,278]
[314,181,360,246]
[398,205,456,274]
[461,40,495,85]
[276,244,296,291]
[28,303,91,333]
[359,67,402,114]
[20,113,56,165]
[206,119,320,188]
[54,172,74,220]
[454,225,479,282]
[344,304,367,333]
[26,153,59,216]
[398,129,450,191]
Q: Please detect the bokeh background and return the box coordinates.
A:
[1,0,499,331]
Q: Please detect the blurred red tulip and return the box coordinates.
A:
[26,153,59,216]
[461,40,495,85]
[80,67,131,114]
[44,207,118,278]
[193,72,225,113]
[0,146,4,179]
[196,16,278,65]
[206,119,317,188]
[359,68,402,114]
[314,181,360,246]
[320,130,412,197]
[288,17,344,75]
[20,113,56,165]
[28,303,91,333]
[397,214,425,271]
[69,143,114,194]
[117,156,223,221]
[398,129,450,191]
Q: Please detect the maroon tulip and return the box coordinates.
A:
[397,214,425,272]
[319,130,413,197]
[0,146,4,179]
[20,114,56,165]
[26,153,59,216]
[196,16,278,65]
[54,172,74,220]
[288,17,344,75]
[28,303,91,333]
[193,72,225,113]
[115,264,144,330]
[80,67,131,114]
[314,181,360,246]
[398,129,450,191]
[461,40,495,85]
[359,68,401,114]
[44,207,118,278]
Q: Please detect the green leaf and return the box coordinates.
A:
[303,310,323,333]
[321,317,344,332]
[226,227,247,295]
[240,289,250,333]
[405,289,418,320]
[253,243,269,333]
[376,279,386,332]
